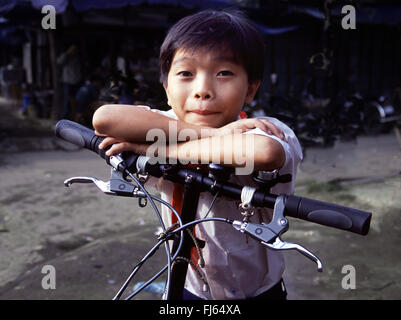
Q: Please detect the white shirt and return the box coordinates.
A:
[142,107,303,299]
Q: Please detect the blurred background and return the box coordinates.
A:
[0,0,400,140]
[0,0,401,301]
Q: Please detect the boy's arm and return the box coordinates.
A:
[93,104,285,143]
[94,104,286,172]
[101,132,285,173]
[166,133,285,172]
[93,104,215,142]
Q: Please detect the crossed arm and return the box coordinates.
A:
[92,104,286,172]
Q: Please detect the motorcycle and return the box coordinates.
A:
[363,90,401,135]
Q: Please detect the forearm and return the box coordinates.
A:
[96,107,287,172]
[166,134,285,172]
[93,104,215,142]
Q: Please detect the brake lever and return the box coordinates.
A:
[262,237,323,272]
[64,169,147,199]
[232,194,323,272]
[64,176,116,195]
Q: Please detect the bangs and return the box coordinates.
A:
[173,43,242,66]
[159,9,265,85]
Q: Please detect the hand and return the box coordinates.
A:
[98,136,149,156]
[216,118,286,141]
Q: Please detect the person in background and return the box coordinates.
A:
[75,74,103,126]
[57,43,82,119]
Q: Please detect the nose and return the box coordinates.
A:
[193,75,214,100]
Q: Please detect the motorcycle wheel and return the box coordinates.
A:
[363,105,384,135]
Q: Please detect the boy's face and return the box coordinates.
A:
[163,47,260,128]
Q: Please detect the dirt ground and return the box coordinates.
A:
[0,112,400,300]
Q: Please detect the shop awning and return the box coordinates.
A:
[288,4,401,26]
[0,0,234,14]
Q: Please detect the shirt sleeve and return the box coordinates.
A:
[242,116,303,194]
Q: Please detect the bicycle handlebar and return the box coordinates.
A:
[55,119,110,160]
[55,120,371,236]
[284,195,370,235]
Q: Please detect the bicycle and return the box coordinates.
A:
[55,119,372,300]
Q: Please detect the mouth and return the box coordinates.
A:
[190,109,219,115]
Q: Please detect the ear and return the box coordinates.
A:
[245,80,261,104]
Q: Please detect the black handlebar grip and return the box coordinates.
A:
[55,119,108,160]
[285,195,371,235]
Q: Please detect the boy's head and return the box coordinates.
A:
[160,9,265,86]
[159,9,266,127]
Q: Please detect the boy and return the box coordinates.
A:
[93,9,303,300]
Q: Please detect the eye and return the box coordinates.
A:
[177,71,192,77]
[217,70,234,76]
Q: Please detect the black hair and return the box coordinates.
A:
[159,9,265,85]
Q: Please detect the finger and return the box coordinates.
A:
[252,119,273,135]
[95,130,107,137]
[99,137,120,150]
[260,120,286,140]
[106,142,148,156]
[241,119,263,131]
[105,142,130,156]
[98,137,115,150]
[259,119,279,134]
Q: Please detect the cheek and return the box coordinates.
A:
[167,82,187,104]
[222,86,248,110]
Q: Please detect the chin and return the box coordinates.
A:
[187,116,219,128]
